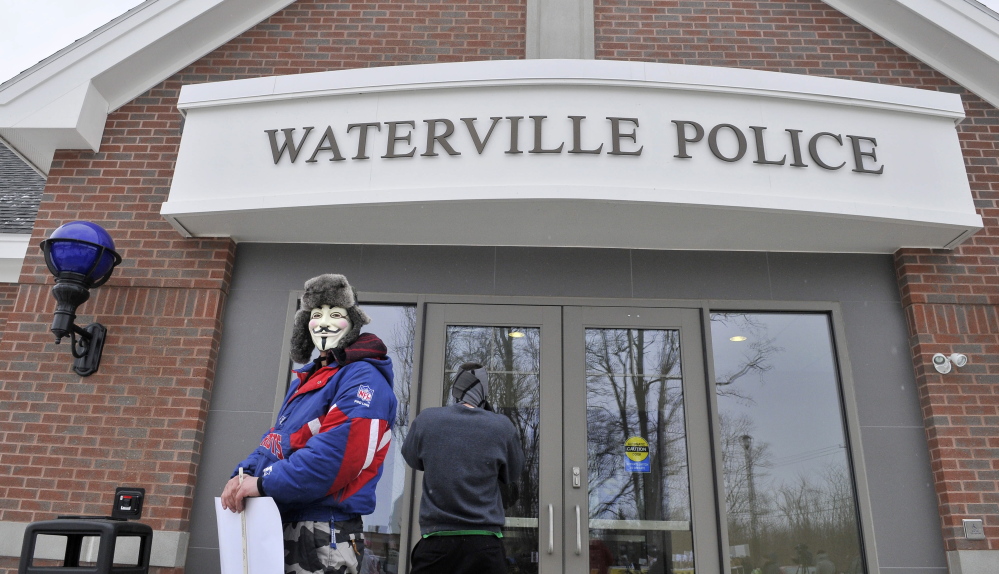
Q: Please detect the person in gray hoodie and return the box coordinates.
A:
[401,362,524,574]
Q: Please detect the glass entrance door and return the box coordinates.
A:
[417,304,563,574]
[416,304,719,574]
[563,307,718,574]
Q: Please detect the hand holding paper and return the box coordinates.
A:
[215,496,283,574]
[220,472,260,512]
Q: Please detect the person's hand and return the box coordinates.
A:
[220,475,260,513]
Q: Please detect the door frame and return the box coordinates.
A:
[412,302,719,573]
[354,293,876,574]
[562,305,720,574]
[412,303,564,573]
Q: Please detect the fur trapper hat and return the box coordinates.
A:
[290,274,371,363]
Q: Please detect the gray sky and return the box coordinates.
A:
[0,0,145,84]
[1,0,999,85]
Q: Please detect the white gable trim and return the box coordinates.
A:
[823,0,999,107]
[0,0,295,174]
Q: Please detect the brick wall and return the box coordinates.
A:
[594,0,999,554]
[0,1,525,573]
[192,0,525,74]
[0,283,16,344]
[894,88,999,552]
[3,0,995,571]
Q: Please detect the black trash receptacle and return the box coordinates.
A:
[18,519,153,574]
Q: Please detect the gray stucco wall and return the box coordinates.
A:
[186,244,941,574]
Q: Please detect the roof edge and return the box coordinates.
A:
[823,0,999,108]
[0,0,295,175]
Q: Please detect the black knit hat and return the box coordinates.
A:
[290,274,371,363]
[452,362,489,408]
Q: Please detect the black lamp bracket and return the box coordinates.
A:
[69,323,107,376]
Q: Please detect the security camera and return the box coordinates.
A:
[932,352,969,374]
[932,353,952,374]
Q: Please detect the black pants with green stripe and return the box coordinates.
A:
[410,535,507,574]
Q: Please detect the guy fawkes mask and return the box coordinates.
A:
[309,305,352,353]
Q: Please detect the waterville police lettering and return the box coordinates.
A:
[265,115,885,174]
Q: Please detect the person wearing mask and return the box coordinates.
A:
[221,274,398,574]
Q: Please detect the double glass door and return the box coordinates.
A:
[416,304,719,574]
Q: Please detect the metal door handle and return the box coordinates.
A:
[575,505,581,555]
[548,504,554,554]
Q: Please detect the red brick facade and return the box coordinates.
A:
[895,87,999,551]
[593,0,999,554]
[0,1,526,573]
[0,283,17,344]
[0,1,995,572]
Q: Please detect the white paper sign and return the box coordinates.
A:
[215,497,283,574]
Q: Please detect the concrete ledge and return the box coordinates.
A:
[947,549,999,574]
[0,521,189,568]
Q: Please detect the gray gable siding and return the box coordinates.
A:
[0,143,43,234]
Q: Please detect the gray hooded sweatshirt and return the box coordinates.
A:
[402,404,524,534]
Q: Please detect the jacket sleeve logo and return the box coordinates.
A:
[356,385,373,407]
[260,432,284,459]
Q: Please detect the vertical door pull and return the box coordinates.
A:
[548,504,554,554]
[575,505,582,555]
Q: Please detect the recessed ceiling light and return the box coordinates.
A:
[509,331,525,338]
[729,336,747,342]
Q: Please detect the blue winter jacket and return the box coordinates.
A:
[232,333,397,522]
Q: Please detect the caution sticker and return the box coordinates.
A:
[624,436,651,473]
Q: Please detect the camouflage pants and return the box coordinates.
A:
[283,517,365,574]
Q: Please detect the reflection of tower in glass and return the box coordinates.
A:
[741,434,759,569]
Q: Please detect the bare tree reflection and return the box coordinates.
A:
[713,313,866,574]
[585,328,691,574]
[713,314,780,404]
[389,306,416,441]
[444,325,542,574]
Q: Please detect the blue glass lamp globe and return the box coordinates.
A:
[42,221,122,287]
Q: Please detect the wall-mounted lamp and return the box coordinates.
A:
[39,221,122,377]
[931,352,968,375]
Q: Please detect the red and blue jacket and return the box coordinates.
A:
[232,333,397,523]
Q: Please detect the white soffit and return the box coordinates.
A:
[0,0,296,174]
[823,0,999,109]
[163,59,982,254]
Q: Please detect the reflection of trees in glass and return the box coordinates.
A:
[712,313,865,573]
[444,326,541,521]
[712,314,780,404]
[490,328,541,525]
[444,325,541,574]
[388,306,416,441]
[585,328,689,523]
[770,465,861,567]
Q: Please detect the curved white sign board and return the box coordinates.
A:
[164,59,982,253]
